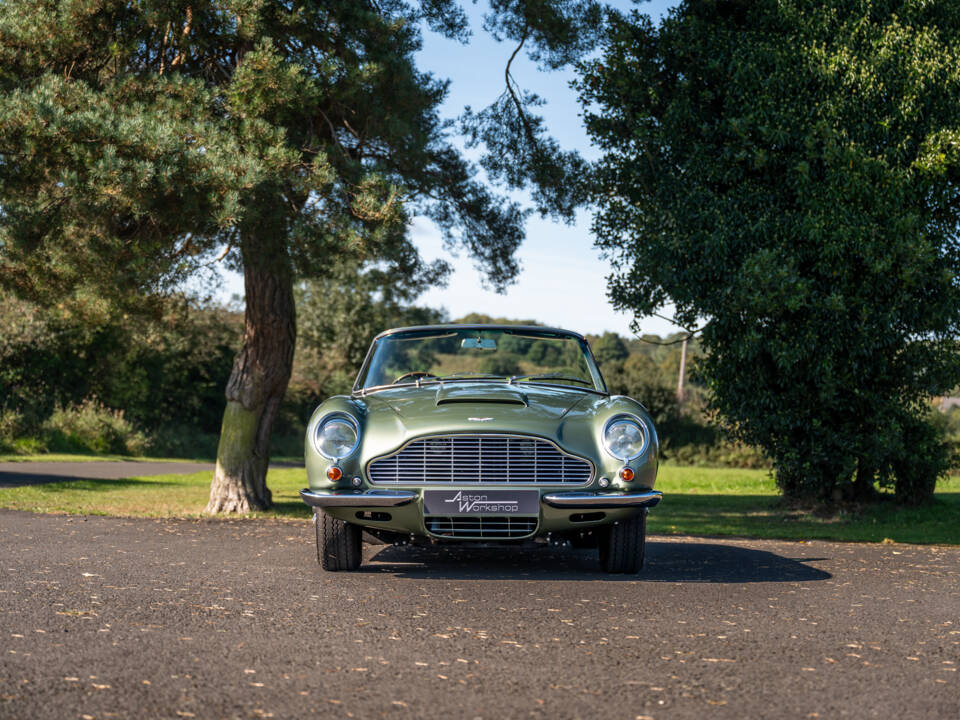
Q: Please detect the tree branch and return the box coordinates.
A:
[159,21,171,75]
[317,109,347,157]
[170,6,194,68]
[632,314,706,345]
[504,27,539,149]
[634,332,697,346]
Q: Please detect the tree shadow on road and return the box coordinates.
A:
[0,473,181,490]
[363,540,831,583]
[643,541,830,583]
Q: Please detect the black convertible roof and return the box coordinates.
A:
[373,324,587,342]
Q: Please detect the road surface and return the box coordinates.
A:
[1,510,957,719]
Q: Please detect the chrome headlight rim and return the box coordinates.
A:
[602,414,650,461]
[313,413,360,460]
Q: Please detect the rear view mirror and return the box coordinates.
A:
[461,337,497,350]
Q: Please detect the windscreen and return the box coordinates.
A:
[356,328,604,392]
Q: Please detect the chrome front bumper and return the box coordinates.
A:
[542,490,662,509]
[301,488,662,510]
[299,489,417,508]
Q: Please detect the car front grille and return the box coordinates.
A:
[367,434,592,485]
[425,515,538,539]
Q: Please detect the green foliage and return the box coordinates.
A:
[1,400,151,456]
[292,260,447,401]
[483,353,524,376]
[943,407,960,461]
[886,411,951,505]
[0,411,28,454]
[603,353,678,423]
[0,290,239,435]
[0,1,602,308]
[663,431,769,470]
[580,0,960,502]
[143,427,221,461]
[592,331,628,365]
[42,400,148,456]
[594,331,766,468]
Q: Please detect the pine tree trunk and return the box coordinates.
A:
[205,237,296,514]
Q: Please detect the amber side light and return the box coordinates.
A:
[619,467,635,482]
[327,466,343,481]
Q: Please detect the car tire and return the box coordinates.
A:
[316,510,363,571]
[599,510,646,574]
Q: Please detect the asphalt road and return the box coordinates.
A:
[0,462,216,488]
[1,511,957,720]
[0,461,306,488]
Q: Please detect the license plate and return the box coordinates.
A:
[423,489,539,515]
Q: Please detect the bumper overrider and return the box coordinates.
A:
[299,488,662,510]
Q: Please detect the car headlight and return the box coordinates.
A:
[313,415,359,459]
[602,416,648,461]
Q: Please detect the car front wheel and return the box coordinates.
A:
[316,510,363,571]
[599,510,646,574]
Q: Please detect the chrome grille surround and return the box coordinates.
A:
[367,434,594,486]
[425,515,538,539]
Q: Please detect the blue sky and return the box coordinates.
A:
[220,1,679,338]
[412,0,678,337]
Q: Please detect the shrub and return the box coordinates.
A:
[663,438,770,469]
[886,412,953,504]
[11,436,49,454]
[0,411,21,453]
[942,407,960,472]
[0,411,48,454]
[0,290,238,436]
[43,400,147,456]
[143,425,219,460]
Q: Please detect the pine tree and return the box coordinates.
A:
[0,0,602,511]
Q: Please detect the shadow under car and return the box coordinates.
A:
[360,539,831,583]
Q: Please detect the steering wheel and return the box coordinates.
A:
[393,371,439,384]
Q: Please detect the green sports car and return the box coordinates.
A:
[300,324,661,573]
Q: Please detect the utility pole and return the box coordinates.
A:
[677,335,688,405]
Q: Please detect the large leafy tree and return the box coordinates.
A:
[580,0,960,503]
[0,0,602,511]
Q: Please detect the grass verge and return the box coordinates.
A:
[0,464,957,544]
[651,466,960,545]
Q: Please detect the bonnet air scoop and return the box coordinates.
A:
[435,384,528,407]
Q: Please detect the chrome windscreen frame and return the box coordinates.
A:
[351,324,610,395]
